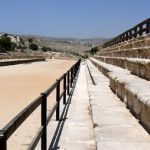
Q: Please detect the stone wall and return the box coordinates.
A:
[0,58,45,67]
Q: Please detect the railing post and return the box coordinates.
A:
[56,79,60,121]
[0,132,7,150]
[146,22,150,34]
[75,62,78,76]
[134,28,137,38]
[129,30,132,39]
[139,25,143,36]
[71,68,73,87]
[75,63,78,76]
[41,93,47,150]
[122,34,125,42]
[67,71,70,95]
[125,32,128,41]
[72,66,75,81]
[63,73,66,105]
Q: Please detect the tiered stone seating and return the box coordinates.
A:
[89,57,150,133]
[86,60,150,149]
[98,34,150,58]
[88,19,150,149]
[98,34,150,55]
[94,56,150,80]
[98,47,150,58]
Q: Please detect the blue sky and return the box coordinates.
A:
[0,0,149,38]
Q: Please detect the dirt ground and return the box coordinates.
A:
[0,59,75,150]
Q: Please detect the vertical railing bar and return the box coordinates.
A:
[41,93,47,150]
[146,22,150,34]
[139,24,143,36]
[56,79,60,121]
[71,68,73,88]
[0,132,7,150]
[129,30,132,39]
[134,28,137,38]
[67,71,70,95]
[73,66,75,82]
[63,73,66,105]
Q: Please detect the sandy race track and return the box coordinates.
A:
[0,59,75,150]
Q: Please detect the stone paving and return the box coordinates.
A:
[86,60,150,150]
[56,62,96,149]
[36,61,96,150]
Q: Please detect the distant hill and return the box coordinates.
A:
[20,34,109,44]
[1,32,110,53]
[78,37,110,45]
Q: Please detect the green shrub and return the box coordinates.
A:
[42,46,52,52]
[28,38,33,43]
[0,35,13,52]
[17,45,27,49]
[90,46,99,55]
[29,43,38,50]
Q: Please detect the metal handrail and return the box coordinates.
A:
[0,58,81,150]
[103,18,150,48]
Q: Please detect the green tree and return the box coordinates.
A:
[0,35,12,52]
[90,46,99,55]
[28,38,33,43]
[17,44,27,49]
[20,38,25,45]
[29,43,38,50]
[42,46,52,52]
[11,42,17,51]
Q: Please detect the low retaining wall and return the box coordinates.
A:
[0,58,45,67]
[89,57,150,133]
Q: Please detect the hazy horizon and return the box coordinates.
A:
[0,31,110,40]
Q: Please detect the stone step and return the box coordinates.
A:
[86,60,150,150]
[94,56,150,80]
[89,57,150,133]
[98,34,150,54]
[97,47,150,59]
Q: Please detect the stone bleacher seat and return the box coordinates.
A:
[90,18,150,136]
[94,56,150,81]
[98,34,150,59]
[89,55,150,133]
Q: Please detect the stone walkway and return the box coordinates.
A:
[56,62,95,149]
[36,62,96,150]
[86,60,150,150]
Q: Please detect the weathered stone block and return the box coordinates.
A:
[132,62,140,76]
[145,37,150,46]
[109,75,117,93]
[139,49,147,58]
[145,64,150,80]
[139,64,146,79]
[144,48,150,59]
[141,102,150,132]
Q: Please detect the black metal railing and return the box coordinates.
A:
[0,59,81,150]
[103,18,150,48]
